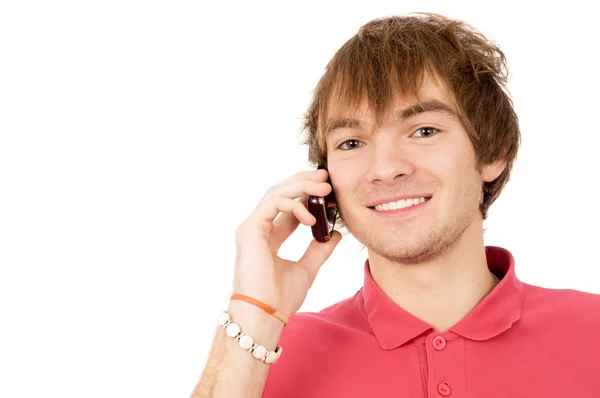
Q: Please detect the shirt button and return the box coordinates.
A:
[437,382,451,396]
[433,336,447,350]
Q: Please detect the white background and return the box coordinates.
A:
[1,1,599,397]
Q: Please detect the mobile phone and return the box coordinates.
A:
[307,164,338,242]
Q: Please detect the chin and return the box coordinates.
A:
[369,230,449,265]
[343,211,468,265]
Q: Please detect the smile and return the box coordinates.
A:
[372,197,431,211]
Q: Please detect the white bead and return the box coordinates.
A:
[238,335,254,350]
[252,345,267,359]
[216,310,284,365]
[225,322,240,337]
[272,346,282,363]
[264,351,278,364]
[217,311,230,326]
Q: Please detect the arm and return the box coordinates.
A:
[191,169,342,397]
[192,301,284,398]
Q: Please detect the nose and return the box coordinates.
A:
[364,137,416,184]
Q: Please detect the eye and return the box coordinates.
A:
[413,126,439,138]
[337,139,363,150]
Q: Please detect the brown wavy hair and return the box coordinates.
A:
[301,13,520,221]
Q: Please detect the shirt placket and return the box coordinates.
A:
[425,332,467,398]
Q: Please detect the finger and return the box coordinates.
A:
[262,180,331,205]
[285,168,329,184]
[265,169,328,195]
[252,196,315,227]
[270,196,312,250]
[254,178,330,231]
[297,230,343,280]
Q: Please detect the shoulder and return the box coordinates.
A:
[270,289,372,365]
[278,289,369,345]
[522,283,600,327]
[263,291,368,396]
[523,282,600,309]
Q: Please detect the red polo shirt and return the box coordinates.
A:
[263,246,600,397]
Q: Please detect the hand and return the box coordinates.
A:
[232,169,342,318]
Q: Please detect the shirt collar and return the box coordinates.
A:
[360,246,524,350]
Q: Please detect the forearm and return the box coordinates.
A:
[192,301,285,398]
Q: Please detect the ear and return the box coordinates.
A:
[481,158,507,183]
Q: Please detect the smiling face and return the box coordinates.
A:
[325,74,505,264]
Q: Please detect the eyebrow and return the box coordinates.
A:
[323,99,459,140]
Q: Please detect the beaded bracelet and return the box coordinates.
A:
[217,310,283,364]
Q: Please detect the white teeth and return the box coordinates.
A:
[374,197,429,211]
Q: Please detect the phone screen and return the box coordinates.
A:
[307,165,337,242]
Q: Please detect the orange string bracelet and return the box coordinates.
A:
[230,293,289,326]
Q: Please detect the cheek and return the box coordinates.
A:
[420,150,458,182]
[432,141,476,180]
[419,151,479,205]
[329,161,363,187]
[332,178,356,205]
[330,172,363,209]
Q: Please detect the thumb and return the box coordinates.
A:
[297,230,343,279]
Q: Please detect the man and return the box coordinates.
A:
[194,13,600,398]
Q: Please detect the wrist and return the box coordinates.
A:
[226,300,285,347]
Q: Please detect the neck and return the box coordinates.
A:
[367,216,499,332]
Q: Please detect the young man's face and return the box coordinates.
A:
[325,74,505,264]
